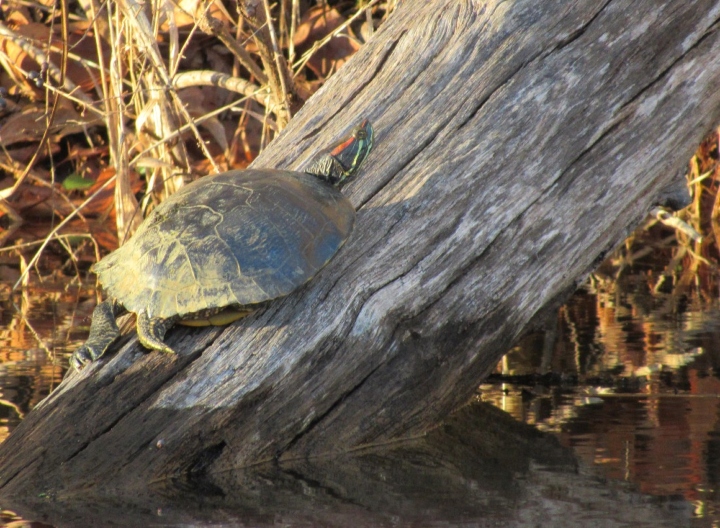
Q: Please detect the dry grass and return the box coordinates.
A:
[0,0,718,362]
[610,128,720,297]
[0,0,395,288]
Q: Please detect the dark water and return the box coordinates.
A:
[479,266,720,523]
[1,249,720,525]
[0,279,93,444]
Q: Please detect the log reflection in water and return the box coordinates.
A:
[1,401,691,528]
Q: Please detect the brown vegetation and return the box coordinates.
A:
[0,0,395,287]
[0,0,719,505]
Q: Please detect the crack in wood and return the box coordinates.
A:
[61,338,213,466]
[549,114,629,199]
[0,454,41,491]
[408,207,526,324]
[550,0,612,52]
[299,35,405,146]
[620,16,720,115]
[548,14,720,202]
[277,361,386,458]
[355,116,451,213]
[188,440,228,475]
[457,2,612,135]
[5,0,720,498]
[337,35,405,112]
[360,208,469,318]
[316,211,405,307]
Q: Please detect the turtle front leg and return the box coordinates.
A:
[136,311,177,355]
[71,299,122,370]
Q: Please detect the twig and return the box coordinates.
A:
[0,200,23,247]
[262,0,291,124]
[119,0,220,173]
[0,16,92,202]
[172,69,288,120]
[0,21,93,105]
[160,0,179,79]
[293,0,381,74]
[240,0,297,128]
[0,159,87,224]
[13,175,117,291]
[129,94,274,167]
[0,233,97,254]
[173,70,265,98]
[650,206,703,243]
[365,4,374,38]
[288,0,299,64]
[196,8,268,84]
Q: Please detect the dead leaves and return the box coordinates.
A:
[0,101,101,149]
[0,0,389,278]
[293,6,361,79]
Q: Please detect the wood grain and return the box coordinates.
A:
[1,0,719,497]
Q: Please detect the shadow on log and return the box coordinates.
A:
[1,0,720,499]
[1,402,691,527]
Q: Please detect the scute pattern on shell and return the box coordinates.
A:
[92,169,355,320]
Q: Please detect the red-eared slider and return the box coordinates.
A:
[71,119,374,370]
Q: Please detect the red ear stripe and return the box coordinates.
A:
[330,136,355,157]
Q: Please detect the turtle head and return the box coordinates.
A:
[305,119,374,187]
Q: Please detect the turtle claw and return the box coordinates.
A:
[136,310,176,355]
[71,299,122,371]
[70,345,99,371]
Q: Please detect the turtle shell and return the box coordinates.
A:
[93,169,355,320]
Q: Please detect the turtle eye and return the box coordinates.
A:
[355,129,367,140]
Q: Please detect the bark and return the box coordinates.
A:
[1,0,720,498]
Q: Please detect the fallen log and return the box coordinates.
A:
[1,0,719,498]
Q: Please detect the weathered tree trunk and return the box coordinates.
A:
[1,0,720,498]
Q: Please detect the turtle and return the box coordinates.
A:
[70,119,374,370]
